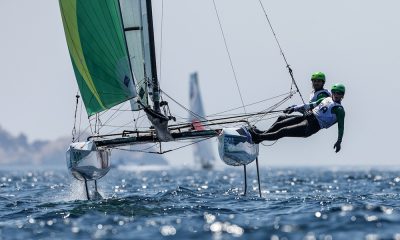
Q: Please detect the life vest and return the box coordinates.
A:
[309,89,331,102]
[312,97,343,129]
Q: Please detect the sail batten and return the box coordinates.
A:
[59,0,137,116]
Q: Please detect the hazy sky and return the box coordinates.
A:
[0,0,399,166]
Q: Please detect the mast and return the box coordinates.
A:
[145,0,161,113]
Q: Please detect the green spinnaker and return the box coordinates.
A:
[59,0,137,116]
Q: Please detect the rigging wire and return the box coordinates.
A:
[161,88,285,122]
[97,101,127,132]
[207,90,296,117]
[257,0,306,105]
[161,89,208,123]
[212,0,247,113]
[161,88,293,130]
[250,93,293,125]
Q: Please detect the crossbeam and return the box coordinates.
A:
[93,129,221,148]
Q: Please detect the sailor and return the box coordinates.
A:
[254,71,331,132]
[250,83,346,153]
[309,71,331,103]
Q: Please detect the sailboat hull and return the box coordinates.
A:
[218,127,259,166]
[66,141,111,181]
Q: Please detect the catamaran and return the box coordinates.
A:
[59,0,304,199]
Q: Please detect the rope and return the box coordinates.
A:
[77,95,83,142]
[212,0,247,113]
[258,0,306,105]
[261,140,278,147]
[71,93,80,142]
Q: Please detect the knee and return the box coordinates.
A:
[277,115,288,121]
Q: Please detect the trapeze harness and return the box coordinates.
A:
[309,89,331,102]
[254,97,343,142]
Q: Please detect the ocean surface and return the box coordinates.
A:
[1,166,400,240]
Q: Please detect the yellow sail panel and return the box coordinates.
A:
[59,0,137,116]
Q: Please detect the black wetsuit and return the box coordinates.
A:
[252,113,321,143]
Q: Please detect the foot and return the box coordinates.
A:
[250,125,264,134]
[248,127,262,144]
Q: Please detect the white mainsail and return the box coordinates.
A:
[119,0,154,110]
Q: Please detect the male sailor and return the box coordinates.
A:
[309,71,331,103]
[275,71,330,122]
[253,71,331,133]
[250,83,346,153]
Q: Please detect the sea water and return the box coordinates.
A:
[1,167,400,239]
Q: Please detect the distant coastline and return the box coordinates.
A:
[0,126,168,167]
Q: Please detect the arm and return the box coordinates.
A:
[332,106,345,152]
[286,92,330,114]
[316,92,330,102]
[294,97,325,112]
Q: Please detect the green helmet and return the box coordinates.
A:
[311,72,326,82]
[331,83,345,94]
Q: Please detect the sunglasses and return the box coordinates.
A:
[332,91,344,95]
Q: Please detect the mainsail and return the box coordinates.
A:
[59,0,138,116]
[119,0,153,109]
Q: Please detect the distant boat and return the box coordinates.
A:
[189,73,216,170]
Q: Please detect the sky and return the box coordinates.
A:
[0,0,399,167]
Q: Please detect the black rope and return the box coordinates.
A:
[258,0,305,105]
[72,94,80,142]
[77,95,83,142]
[212,0,247,113]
